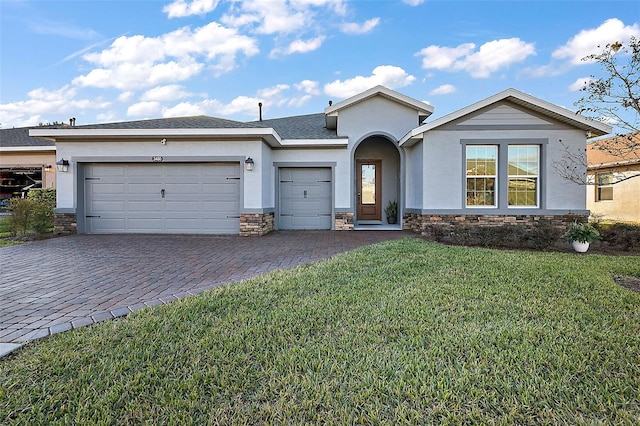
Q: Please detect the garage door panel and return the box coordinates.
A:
[165,201,200,211]
[128,201,164,211]
[89,201,125,213]
[87,218,126,232]
[202,201,240,213]
[85,163,240,234]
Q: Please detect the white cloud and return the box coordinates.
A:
[73,22,259,90]
[569,77,595,92]
[270,36,326,57]
[416,38,536,78]
[127,101,161,117]
[0,86,111,127]
[430,84,456,95]
[288,94,313,108]
[96,111,119,123]
[257,84,291,100]
[295,80,321,95]
[149,84,298,120]
[162,100,220,117]
[140,85,192,101]
[415,43,476,70]
[222,0,310,35]
[163,0,219,18]
[553,18,640,65]
[118,91,135,102]
[340,18,380,35]
[324,65,416,98]
[403,0,424,5]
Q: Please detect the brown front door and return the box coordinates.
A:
[356,160,381,221]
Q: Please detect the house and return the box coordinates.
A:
[0,127,57,203]
[586,132,640,223]
[29,86,611,236]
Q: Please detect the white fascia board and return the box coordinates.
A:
[30,127,284,146]
[0,146,56,152]
[279,138,349,147]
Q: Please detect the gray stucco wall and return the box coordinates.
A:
[417,104,590,214]
[337,96,422,145]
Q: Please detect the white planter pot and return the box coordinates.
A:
[572,240,590,253]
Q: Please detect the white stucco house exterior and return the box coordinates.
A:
[30,86,611,236]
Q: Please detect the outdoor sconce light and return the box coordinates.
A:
[245,157,254,171]
[56,158,70,172]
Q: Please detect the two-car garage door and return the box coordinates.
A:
[84,163,240,234]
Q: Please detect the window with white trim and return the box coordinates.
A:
[596,172,614,201]
[466,145,497,207]
[508,145,539,207]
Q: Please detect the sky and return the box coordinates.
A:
[1,0,639,131]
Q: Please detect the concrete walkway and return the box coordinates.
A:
[1,231,415,344]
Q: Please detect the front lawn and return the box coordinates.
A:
[1,239,639,424]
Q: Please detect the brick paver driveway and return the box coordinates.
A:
[0,231,414,343]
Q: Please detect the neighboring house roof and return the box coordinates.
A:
[324,85,434,130]
[399,88,613,146]
[0,127,55,151]
[587,131,640,170]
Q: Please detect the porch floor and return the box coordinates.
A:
[354,224,403,231]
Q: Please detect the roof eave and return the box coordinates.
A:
[29,127,285,147]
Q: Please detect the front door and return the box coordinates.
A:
[356,160,381,221]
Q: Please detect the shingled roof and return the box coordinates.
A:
[67,115,263,130]
[587,132,640,168]
[251,113,337,139]
[0,127,55,148]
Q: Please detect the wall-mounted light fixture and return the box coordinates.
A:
[56,158,70,172]
[44,164,53,172]
[245,157,254,171]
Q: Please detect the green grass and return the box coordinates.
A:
[1,239,639,424]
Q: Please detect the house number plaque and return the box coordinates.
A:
[151,156,164,162]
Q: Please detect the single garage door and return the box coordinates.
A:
[279,167,332,229]
[84,163,240,234]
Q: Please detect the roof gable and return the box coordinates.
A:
[323,85,434,130]
[400,88,612,146]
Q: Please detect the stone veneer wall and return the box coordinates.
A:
[240,213,275,236]
[334,212,354,231]
[54,213,78,236]
[403,213,585,236]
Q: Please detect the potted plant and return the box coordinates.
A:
[566,220,600,252]
[385,199,398,224]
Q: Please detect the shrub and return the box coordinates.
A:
[595,222,640,252]
[6,189,56,237]
[7,198,35,236]
[27,188,56,235]
[526,219,564,250]
[422,222,561,250]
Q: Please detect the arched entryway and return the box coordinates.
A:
[353,135,401,228]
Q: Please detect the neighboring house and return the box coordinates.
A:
[0,127,57,202]
[30,86,611,236]
[587,132,640,223]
